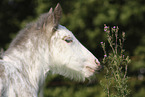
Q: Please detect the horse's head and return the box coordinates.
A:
[40,4,101,81]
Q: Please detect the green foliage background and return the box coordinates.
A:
[0,0,145,97]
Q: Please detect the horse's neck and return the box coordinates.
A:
[2,45,50,91]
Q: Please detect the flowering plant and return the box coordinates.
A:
[100,24,131,97]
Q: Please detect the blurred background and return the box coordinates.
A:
[0,0,145,97]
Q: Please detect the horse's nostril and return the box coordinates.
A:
[95,59,100,65]
[94,59,103,70]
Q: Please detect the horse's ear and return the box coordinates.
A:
[42,7,54,32]
[43,3,62,33]
[48,7,53,15]
[53,3,62,28]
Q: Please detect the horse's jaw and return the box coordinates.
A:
[48,62,98,82]
[48,64,86,82]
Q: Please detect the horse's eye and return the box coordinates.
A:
[65,39,73,43]
[63,36,73,43]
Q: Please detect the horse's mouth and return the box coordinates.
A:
[86,66,95,73]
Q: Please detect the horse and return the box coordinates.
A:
[0,3,101,97]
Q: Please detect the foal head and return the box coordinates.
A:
[42,4,101,81]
